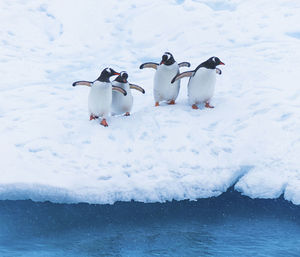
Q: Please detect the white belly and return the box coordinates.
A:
[188,68,216,104]
[88,81,112,118]
[154,63,180,102]
[111,81,133,115]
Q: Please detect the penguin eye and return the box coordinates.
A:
[162,55,168,61]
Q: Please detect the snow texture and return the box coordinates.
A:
[0,0,300,204]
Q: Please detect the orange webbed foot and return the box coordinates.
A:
[192,104,199,109]
[205,102,214,108]
[168,100,175,105]
[155,102,159,107]
[100,119,108,127]
[124,112,130,116]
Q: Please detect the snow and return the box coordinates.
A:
[0,0,300,204]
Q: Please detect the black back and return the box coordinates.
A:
[160,52,176,66]
[195,57,224,72]
[96,68,119,82]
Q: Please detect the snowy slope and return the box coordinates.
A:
[1,0,300,204]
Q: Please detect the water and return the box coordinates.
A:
[1,189,300,256]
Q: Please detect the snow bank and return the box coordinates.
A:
[0,0,300,204]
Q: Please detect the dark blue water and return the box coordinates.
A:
[1,189,300,256]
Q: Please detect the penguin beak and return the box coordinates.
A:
[160,61,164,65]
[114,72,121,75]
[219,61,225,65]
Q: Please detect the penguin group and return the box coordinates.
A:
[72,53,225,127]
[73,68,145,126]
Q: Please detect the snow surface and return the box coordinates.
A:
[1,0,300,204]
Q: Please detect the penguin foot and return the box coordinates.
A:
[90,115,98,120]
[124,112,130,116]
[192,104,199,109]
[168,100,175,105]
[155,102,159,107]
[100,119,108,127]
[205,102,214,108]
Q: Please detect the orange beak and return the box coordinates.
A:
[219,61,225,65]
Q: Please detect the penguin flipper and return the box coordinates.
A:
[178,62,191,68]
[129,83,145,94]
[139,62,159,70]
[112,86,127,96]
[72,81,92,87]
[171,71,195,83]
[216,68,222,75]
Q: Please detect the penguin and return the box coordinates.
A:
[111,71,145,116]
[140,52,190,106]
[72,68,127,127]
[171,57,225,109]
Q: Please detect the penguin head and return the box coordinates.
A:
[211,57,225,66]
[160,52,175,66]
[97,68,120,82]
[115,71,128,83]
[205,57,225,69]
[103,67,120,77]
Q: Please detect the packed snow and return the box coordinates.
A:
[0,0,300,204]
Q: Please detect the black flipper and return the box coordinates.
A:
[112,86,127,96]
[139,62,159,70]
[171,71,195,83]
[216,68,222,75]
[129,83,145,94]
[178,62,191,68]
[72,81,93,87]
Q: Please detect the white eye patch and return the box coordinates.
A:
[106,68,111,73]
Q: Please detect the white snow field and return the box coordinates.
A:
[1,0,300,204]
